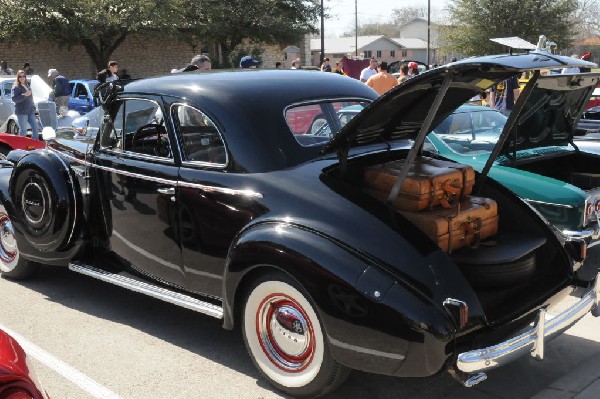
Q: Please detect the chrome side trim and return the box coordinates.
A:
[49,148,263,198]
[178,181,263,198]
[327,335,406,360]
[525,198,575,209]
[68,262,223,319]
[457,273,599,374]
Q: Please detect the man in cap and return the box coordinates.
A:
[240,56,260,69]
[365,62,398,96]
[48,68,70,116]
[407,62,420,77]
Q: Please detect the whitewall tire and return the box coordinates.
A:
[0,207,37,280]
[242,272,349,398]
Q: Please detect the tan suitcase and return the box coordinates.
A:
[364,157,475,211]
[399,196,499,253]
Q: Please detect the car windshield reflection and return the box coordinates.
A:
[432,108,508,155]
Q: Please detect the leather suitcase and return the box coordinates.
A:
[399,196,499,253]
[364,157,475,211]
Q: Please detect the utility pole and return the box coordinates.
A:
[427,0,431,67]
[355,0,358,56]
[320,0,325,64]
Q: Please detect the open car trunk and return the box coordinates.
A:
[326,150,574,324]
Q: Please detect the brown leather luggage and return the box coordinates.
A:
[363,157,475,212]
[399,196,499,253]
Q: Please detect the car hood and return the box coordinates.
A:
[322,50,597,156]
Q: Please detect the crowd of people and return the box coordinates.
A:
[2,47,594,139]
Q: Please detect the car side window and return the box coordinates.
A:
[172,104,227,166]
[75,84,87,98]
[100,99,171,159]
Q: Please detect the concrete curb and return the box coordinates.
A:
[531,351,600,399]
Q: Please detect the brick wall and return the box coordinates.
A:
[0,35,294,85]
[0,35,197,83]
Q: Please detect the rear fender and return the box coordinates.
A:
[223,221,455,377]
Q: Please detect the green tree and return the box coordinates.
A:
[441,0,577,56]
[182,0,320,68]
[0,0,183,71]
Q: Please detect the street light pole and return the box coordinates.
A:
[320,0,325,64]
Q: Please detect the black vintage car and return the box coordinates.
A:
[0,48,598,398]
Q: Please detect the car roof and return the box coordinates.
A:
[120,70,379,172]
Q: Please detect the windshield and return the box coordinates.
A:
[430,108,507,155]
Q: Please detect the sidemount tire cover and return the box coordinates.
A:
[10,152,77,252]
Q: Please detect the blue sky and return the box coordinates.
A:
[324,0,450,37]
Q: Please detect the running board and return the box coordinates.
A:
[68,262,223,319]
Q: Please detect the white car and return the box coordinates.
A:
[0,74,78,135]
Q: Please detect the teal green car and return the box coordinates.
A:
[425,94,600,241]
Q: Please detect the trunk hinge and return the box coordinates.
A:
[386,71,454,206]
[476,70,541,195]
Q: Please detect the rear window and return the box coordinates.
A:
[285,101,369,147]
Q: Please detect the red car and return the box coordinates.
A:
[0,329,48,399]
[0,133,45,159]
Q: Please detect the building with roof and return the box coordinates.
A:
[309,35,433,67]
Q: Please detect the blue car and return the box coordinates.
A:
[68,79,99,113]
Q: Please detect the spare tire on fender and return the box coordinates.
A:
[10,151,79,252]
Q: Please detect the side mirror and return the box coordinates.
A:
[41,127,56,141]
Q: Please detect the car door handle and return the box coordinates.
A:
[157,187,175,195]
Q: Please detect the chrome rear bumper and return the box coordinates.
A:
[456,273,599,374]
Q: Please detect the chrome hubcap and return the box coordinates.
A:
[0,213,17,264]
[257,294,315,372]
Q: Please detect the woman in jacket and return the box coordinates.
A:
[11,70,38,139]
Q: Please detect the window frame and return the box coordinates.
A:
[99,97,175,164]
[170,102,229,169]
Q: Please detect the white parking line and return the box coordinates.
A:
[0,323,121,399]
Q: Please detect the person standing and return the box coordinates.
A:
[23,62,34,75]
[97,61,120,83]
[11,70,38,139]
[240,56,260,69]
[291,58,302,69]
[359,59,378,83]
[0,61,13,75]
[320,57,331,72]
[333,61,344,75]
[580,52,592,73]
[397,63,409,83]
[365,62,398,95]
[489,75,520,115]
[407,62,420,77]
[48,69,70,116]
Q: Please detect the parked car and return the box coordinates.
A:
[0,328,48,398]
[425,100,600,241]
[0,75,54,135]
[0,132,46,158]
[0,51,598,398]
[68,79,99,114]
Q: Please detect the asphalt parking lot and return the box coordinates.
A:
[0,260,598,399]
